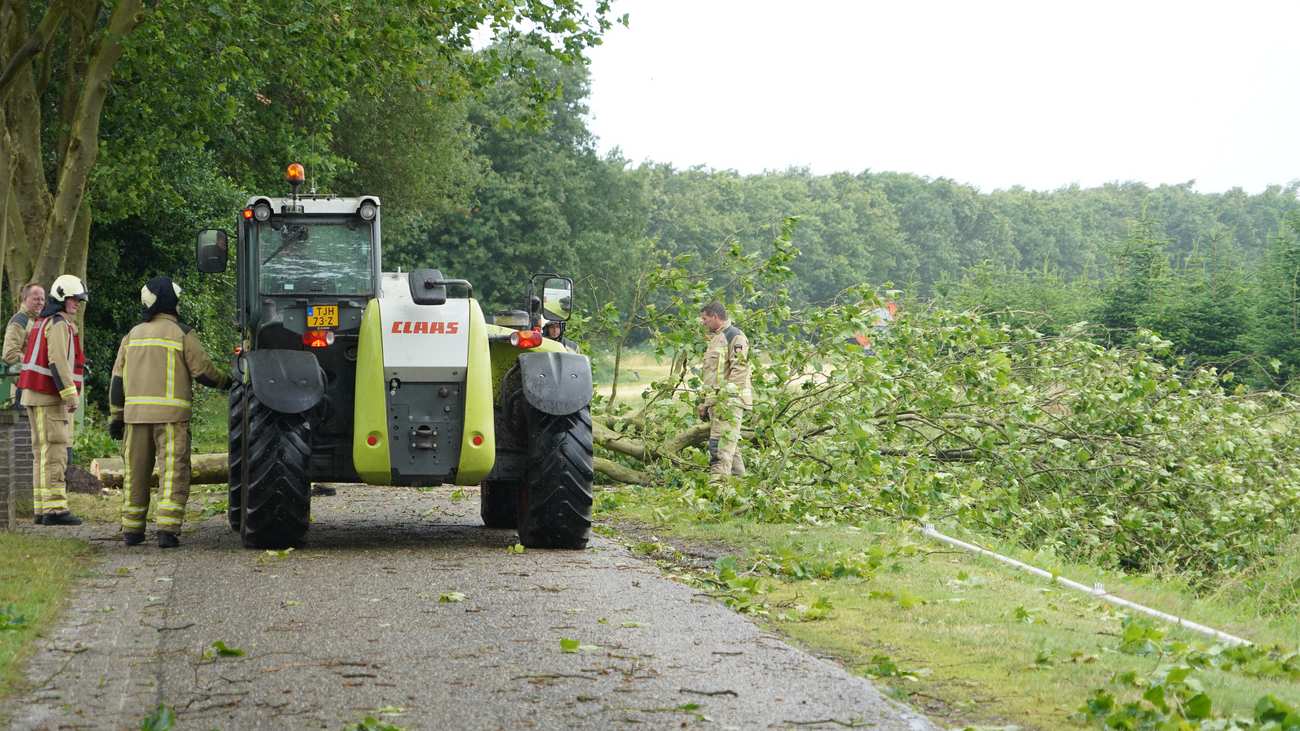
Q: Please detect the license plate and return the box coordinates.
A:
[306,305,339,328]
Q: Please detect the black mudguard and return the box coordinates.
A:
[518,352,593,416]
[241,349,325,415]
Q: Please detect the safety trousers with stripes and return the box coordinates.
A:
[26,404,72,515]
[121,422,191,534]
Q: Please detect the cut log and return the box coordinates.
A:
[90,453,228,490]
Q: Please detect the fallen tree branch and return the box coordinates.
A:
[662,423,711,454]
[593,421,648,461]
[594,456,650,485]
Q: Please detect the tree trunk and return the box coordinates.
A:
[90,453,228,490]
[35,0,143,286]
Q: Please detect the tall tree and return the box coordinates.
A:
[0,0,614,301]
[1097,213,1172,344]
[1248,213,1300,388]
[410,48,646,311]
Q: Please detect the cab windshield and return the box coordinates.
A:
[257,218,373,295]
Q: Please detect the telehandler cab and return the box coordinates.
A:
[196,164,593,550]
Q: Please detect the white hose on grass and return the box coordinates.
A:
[920,524,1252,647]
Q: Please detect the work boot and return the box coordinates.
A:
[42,512,83,526]
[123,532,145,546]
[158,532,179,549]
[33,514,45,525]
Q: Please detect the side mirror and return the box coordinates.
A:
[409,268,447,306]
[531,274,574,322]
[196,229,229,273]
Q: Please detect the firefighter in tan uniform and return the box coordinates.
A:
[3,283,45,365]
[697,301,752,479]
[3,283,45,407]
[109,278,230,548]
[18,275,88,525]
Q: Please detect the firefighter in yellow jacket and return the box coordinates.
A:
[109,278,230,548]
[18,275,87,525]
[697,301,753,480]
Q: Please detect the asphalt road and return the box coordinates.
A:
[9,485,933,730]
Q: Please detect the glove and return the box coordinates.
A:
[108,419,125,441]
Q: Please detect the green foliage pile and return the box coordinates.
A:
[599,225,1300,589]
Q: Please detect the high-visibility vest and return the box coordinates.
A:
[17,315,85,397]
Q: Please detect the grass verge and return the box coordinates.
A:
[0,533,94,704]
[599,489,1300,729]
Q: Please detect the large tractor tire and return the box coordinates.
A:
[483,367,526,530]
[516,406,593,549]
[227,377,245,532]
[480,480,518,528]
[239,393,311,549]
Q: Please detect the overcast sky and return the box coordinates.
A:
[584,0,1300,193]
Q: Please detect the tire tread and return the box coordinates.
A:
[240,396,311,549]
[517,407,593,549]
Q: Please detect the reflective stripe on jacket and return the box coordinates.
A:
[17,315,84,401]
[110,314,230,424]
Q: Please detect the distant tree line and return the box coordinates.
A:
[398,53,1300,388]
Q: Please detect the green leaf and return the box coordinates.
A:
[1141,683,1166,712]
[0,604,29,632]
[140,704,176,731]
[1184,693,1212,720]
[438,592,466,603]
[210,640,244,658]
[559,638,580,653]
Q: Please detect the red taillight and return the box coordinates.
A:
[471,433,484,446]
[302,330,335,348]
[510,328,543,349]
[242,208,254,220]
[366,433,378,446]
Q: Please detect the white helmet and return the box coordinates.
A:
[49,274,88,303]
[140,280,182,308]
